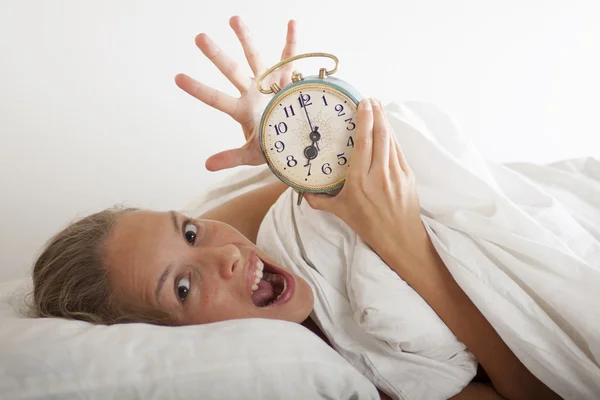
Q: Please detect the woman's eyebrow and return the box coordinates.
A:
[155,263,173,303]
[154,211,180,303]
[169,210,180,234]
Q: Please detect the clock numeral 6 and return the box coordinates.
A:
[274,141,285,153]
[337,153,347,165]
[286,155,298,167]
[321,163,332,175]
[274,122,288,135]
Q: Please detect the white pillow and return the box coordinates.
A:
[0,278,378,399]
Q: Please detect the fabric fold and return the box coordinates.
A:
[257,102,600,399]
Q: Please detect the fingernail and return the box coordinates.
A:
[370,98,379,108]
[360,99,371,110]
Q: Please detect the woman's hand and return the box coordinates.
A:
[175,16,298,171]
[308,103,561,400]
[304,98,430,270]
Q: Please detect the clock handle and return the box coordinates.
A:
[257,52,339,95]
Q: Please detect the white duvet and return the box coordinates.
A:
[254,102,600,400]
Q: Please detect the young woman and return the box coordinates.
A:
[32,16,559,400]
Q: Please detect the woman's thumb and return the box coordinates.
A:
[206,149,238,171]
[303,192,335,212]
[206,147,260,171]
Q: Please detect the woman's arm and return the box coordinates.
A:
[176,16,295,242]
[381,239,559,400]
[304,99,560,400]
[450,383,506,400]
[379,383,502,400]
[200,181,288,243]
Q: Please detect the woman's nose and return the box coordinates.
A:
[195,244,241,280]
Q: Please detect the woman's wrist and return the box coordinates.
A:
[376,225,445,286]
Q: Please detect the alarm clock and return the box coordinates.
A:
[257,53,363,206]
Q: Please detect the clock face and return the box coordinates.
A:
[261,83,358,192]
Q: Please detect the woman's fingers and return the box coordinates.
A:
[395,141,411,175]
[370,99,390,174]
[229,16,267,77]
[347,99,374,179]
[174,74,238,117]
[194,33,251,93]
[391,124,411,174]
[378,103,411,176]
[380,102,401,173]
[205,146,262,171]
[388,125,401,172]
[279,20,298,86]
[304,191,337,213]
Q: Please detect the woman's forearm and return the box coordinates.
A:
[379,237,560,400]
[200,181,287,243]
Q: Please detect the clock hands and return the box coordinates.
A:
[300,91,314,133]
[309,126,321,151]
[299,92,322,151]
[303,143,318,162]
[299,92,324,170]
[303,126,321,167]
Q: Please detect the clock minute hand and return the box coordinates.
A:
[300,92,314,133]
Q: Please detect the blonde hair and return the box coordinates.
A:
[32,206,171,325]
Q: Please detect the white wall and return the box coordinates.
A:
[1,0,599,282]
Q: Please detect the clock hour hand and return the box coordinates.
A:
[304,124,322,166]
[310,126,321,151]
[303,143,318,167]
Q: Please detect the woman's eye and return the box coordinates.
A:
[184,222,197,245]
[177,277,190,302]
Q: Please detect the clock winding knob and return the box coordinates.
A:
[291,71,304,83]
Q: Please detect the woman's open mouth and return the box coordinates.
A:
[249,255,295,308]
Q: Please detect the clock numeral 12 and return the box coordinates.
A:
[298,93,312,108]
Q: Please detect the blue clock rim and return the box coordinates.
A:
[259,77,363,194]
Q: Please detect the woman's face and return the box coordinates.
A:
[103,210,314,325]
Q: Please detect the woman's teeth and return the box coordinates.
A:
[250,259,289,306]
[252,259,264,291]
[270,279,287,303]
[279,279,287,299]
